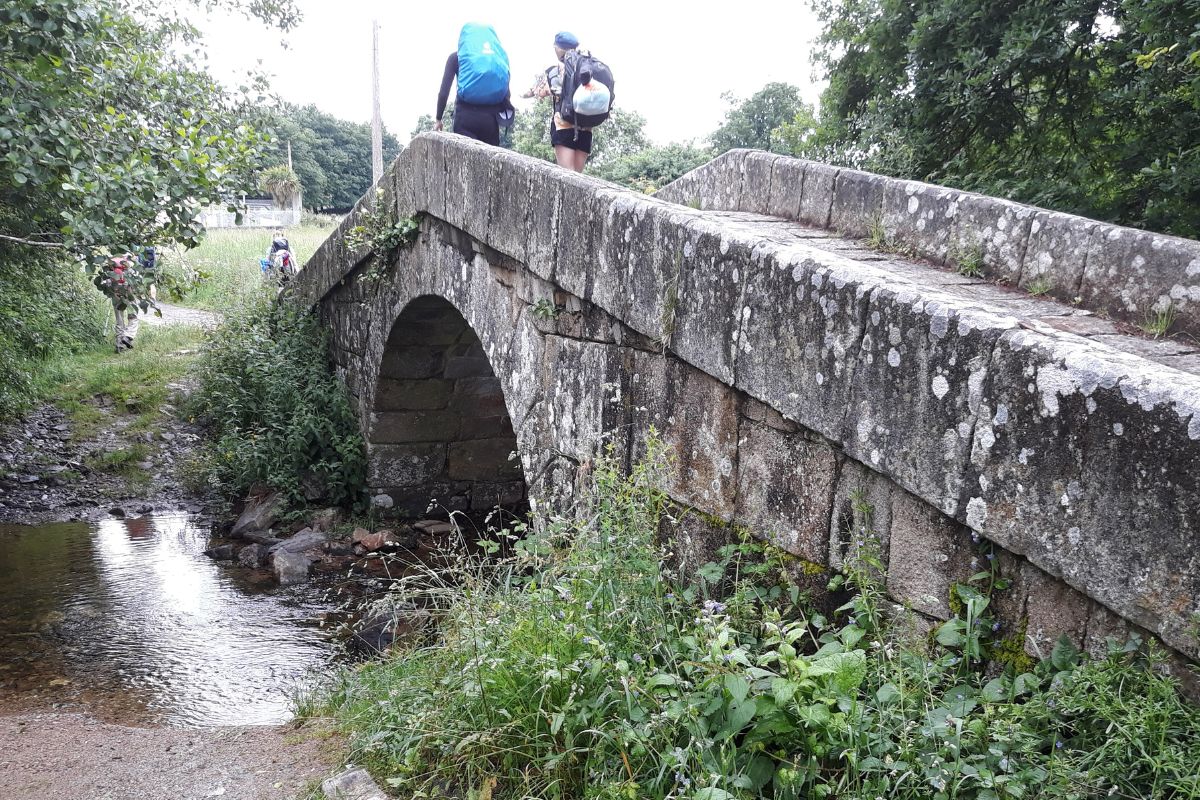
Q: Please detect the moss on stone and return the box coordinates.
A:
[992,618,1036,674]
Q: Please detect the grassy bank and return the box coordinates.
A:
[311,445,1200,800]
[159,215,338,312]
[34,324,206,438]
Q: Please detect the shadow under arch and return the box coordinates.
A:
[368,295,527,519]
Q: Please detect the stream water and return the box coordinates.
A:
[0,513,341,727]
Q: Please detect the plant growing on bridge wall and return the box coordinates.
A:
[345,187,421,272]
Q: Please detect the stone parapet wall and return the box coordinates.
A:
[296,133,1200,671]
[658,150,1200,338]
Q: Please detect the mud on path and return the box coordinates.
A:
[1,713,339,800]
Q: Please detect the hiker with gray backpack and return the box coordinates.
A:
[525,31,615,172]
[434,22,515,147]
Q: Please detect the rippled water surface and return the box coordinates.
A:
[0,513,339,726]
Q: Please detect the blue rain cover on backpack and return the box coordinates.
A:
[457,23,510,105]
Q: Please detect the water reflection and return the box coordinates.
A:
[0,513,338,726]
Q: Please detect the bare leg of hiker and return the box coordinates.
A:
[554,144,575,170]
[573,149,588,173]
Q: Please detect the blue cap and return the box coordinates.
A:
[553,31,578,49]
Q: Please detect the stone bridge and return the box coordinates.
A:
[293,133,1200,675]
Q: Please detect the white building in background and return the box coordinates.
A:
[199,191,303,229]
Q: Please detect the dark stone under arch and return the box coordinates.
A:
[367,295,525,517]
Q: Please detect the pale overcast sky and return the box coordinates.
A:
[196,0,826,145]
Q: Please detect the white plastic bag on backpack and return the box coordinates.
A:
[573,80,611,117]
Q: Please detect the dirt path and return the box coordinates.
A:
[146,302,222,329]
[0,712,340,800]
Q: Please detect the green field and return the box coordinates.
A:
[159,215,340,311]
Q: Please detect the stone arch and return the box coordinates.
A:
[367,295,526,517]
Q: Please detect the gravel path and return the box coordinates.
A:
[0,712,340,800]
[145,301,222,329]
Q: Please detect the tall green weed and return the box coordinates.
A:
[315,442,1200,800]
[189,295,365,508]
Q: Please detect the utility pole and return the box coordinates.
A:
[371,19,384,185]
[287,140,293,171]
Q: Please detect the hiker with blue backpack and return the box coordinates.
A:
[434,23,515,146]
[525,31,616,172]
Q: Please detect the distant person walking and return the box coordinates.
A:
[526,33,615,173]
[434,23,514,147]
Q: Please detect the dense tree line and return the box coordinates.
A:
[261,105,402,212]
[804,0,1200,237]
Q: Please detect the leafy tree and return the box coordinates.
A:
[0,0,275,260]
[710,83,815,154]
[593,143,712,193]
[262,105,401,211]
[809,0,1200,237]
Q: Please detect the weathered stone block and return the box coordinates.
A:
[408,133,448,221]
[378,345,442,380]
[368,443,446,486]
[374,378,453,411]
[486,149,533,263]
[526,163,562,281]
[827,459,895,572]
[964,327,1200,659]
[370,410,461,444]
[880,179,960,265]
[740,396,799,433]
[1017,210,1096,302]
[447,438,521,481]
[1021,562,1093,659]
[629,352,740,518]
[444,356,495,379]
[460,414,514,441]
[885,490,975,620]
[734,421,839,563]
[947,194,1034,285]
[696,149,748,211]
[844,285,1013,519]
[1080,224,1200,335]
[658,505,741,581]
[829,168,886,238]
[669,217,754,384]
[470,480,527,510]
[797,162,838,228]
[553,174,621,304]
[535,336,625,464]
[739,152,781,215]
[766,157,806,220]
[735,244,876,444]
[594,195,676,342]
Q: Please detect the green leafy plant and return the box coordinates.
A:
[1141,305,1178,338]
[1026,276,1053,296]
[259,164,302,207]
[312,441,1200,800]
[953,245,986,278]
[188,295,366,508]
[345,188,420,265]
[532,298,561,320]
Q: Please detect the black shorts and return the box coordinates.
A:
[550,120,592,153]
[453,103,501,146]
